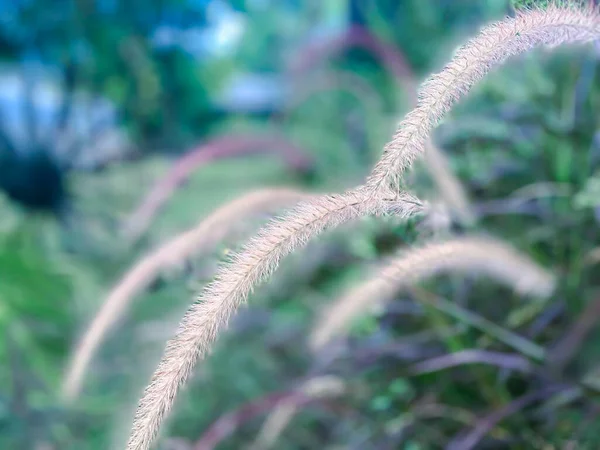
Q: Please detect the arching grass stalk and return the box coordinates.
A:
[123,133,313,242]
[367,2,600,193]
[62,188,315,401]
[126,187,423,450]
[310,236,555,351]
[126,4,598,449]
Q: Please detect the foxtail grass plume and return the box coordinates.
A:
[289,26,416,97]
[248,377,345,450]
[62,188,313,402]
[423,141,475,226]
[367,1,600,193]
[125,4,593,449]
[292,13,472,226]
[310,236,555,351]
[125,188,423,450]
[122,134,312,242]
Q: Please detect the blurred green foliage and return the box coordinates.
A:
[0,222,74,448]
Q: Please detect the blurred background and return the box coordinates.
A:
[1,0,600,448]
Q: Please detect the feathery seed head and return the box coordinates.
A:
[310,236,555,351]
[124,4,589,449]
[367,2,600,193]
[125,187,424,450]
[62,188,314,403]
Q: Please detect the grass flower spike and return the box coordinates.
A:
[63,188,313,401]
[126,188,423,450]
[125,4,596,449]
[310,236,555,351]
[368,2,600,193]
